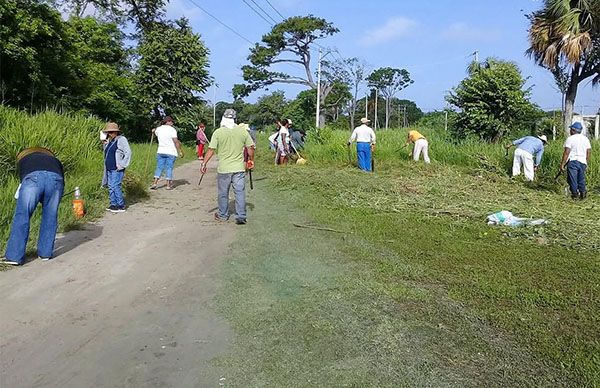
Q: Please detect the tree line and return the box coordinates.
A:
[1,0,598,142]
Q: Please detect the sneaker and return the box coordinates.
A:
[580,192,587,200]
[38,256,52,261]
[150,184,157,190]
[1,258,20,266]
[235,218,247,225]
[106,205,115,211]
[110,206,126,213]
[107,205,119,212]
[214,213,227,221]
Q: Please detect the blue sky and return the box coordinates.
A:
[165,0,599,113]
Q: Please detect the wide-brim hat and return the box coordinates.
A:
[223,109,236,119]
[360,117,371,124]
[538,135,548,143]
[103,122,121,132]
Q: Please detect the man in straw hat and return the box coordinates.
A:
[201,108,255,225]
[560,122,592,199]
[2,148,64,265]
[505,134,547,181]
[348,117,376,171]
[102,122,132,212]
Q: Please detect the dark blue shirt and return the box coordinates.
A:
[18,152,64,181]
[104,140,118,171]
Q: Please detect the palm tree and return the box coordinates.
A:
[527,0,600,134]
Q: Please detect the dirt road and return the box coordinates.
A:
[0,161,234,388]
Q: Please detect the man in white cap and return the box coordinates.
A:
[560,122,592,199]
[505,134,548,181]
[348,117,376,171]
[201,108,255,224]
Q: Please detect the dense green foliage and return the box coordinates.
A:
[0,1,210,140]
[446,58,542,142]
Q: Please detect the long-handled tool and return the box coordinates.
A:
[290,142,306,164]
[248,169,254,190]
[198,171,206,186]
[371,152,375,172]
[346,143,352,166]
[554,169,563,180]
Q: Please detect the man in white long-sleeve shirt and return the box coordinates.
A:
[348,117,376,171]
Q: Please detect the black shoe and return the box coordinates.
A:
[235,218,247,225]
[38,256,52,261]
[107,205,119,212]
[106,205,115,211]
[110,206,126,213]
[580,192,587,200]
[571,193,579,200]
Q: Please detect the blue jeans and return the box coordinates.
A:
[107,169,125,207]
[356,142,372,171]
[154,154,176,180]
[217,172,246,221]
[5,171,64,264]
[567,160,587,195]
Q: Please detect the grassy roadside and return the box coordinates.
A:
[215,133,599,386]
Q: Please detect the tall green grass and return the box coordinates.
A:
[0,106,194,260]
[304,127,599,190]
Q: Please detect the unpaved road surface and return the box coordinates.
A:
[0,161,234,388]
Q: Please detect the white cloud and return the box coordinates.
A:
[359,17,418,46]
[441,22,501,42]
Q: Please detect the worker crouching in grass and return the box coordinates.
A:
[506,134,547,181]
[201,109,255,225]
[348,117,376,172]
[406,129,430,164]
[102,122,132,213]
[2,148,64,265]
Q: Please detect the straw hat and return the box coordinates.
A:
[538,135,548,144]
[360,117,371,124]
[103,122,121,132]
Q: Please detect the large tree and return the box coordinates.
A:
[233,16,338,109]
[366,67,413,129]
[527,0,600,134]
[58,0,167,30]
[0,0,72,108]
[446,58,541,142]
[135,18,210,122]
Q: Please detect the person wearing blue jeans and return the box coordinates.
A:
[216,172,247,221]
[102,123,132,212]
[348,118,376,172]
[560,122,592,200]
[2,148,64,266]
[201,108,255,225]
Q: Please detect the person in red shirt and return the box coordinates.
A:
[196,122,208,161]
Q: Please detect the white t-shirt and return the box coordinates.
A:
[564,133,592,164]
[349,124,376,143]
[277,126,290,148]
[155,125,178,156]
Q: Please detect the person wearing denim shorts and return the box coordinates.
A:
[201,109,255,225]
[2,148,64,266]
[151,116,184,190]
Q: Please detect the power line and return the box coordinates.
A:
[264,0,285,20]
[241,0,274,26]
[185,0,253,44]
[249,0,278,24]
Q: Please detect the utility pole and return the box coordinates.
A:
[212,82,218,129]
[315,48,322,128]
[444,110,448,132]
[364,94,368,119]
[374,89,378,131]
[473,50,479,63]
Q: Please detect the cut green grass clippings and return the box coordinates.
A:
[213,131,599,386]
[215,171,572,387]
